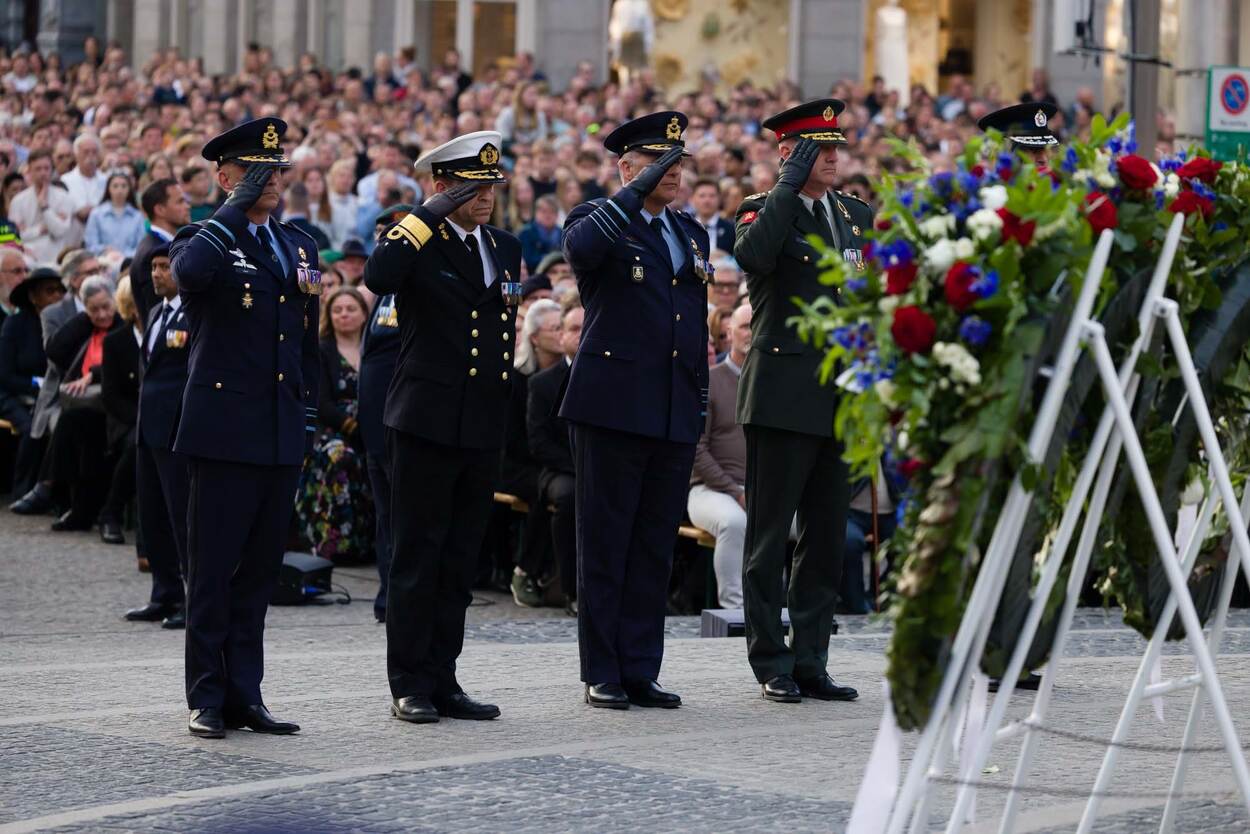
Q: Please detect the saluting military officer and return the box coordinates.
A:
[560,111,711,710]
[365,131,522,725]
[734,99,871,705]
[977,101,1060,163]
[170,118,322,739]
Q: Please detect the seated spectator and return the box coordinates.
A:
[687,302,753,608]
[840,463,898,614]
[43,274,123,532]
[537,252,576,299]
[282,181,331,251]
[98,275,142,544]
[84,172,145,257]
[294,286,375,563]
[180,165,217,223]
[708,256,742,314]
[708,307,731,364]
[527,300,583,615]
[0,263,63,496]
[518,194,562,273]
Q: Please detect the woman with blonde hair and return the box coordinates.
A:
[326,157,360,249]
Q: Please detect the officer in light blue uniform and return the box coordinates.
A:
[559,111,711,710]
[170,117,321,740]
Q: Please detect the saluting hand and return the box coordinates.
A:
[223,163,274,212]
[422,181,480,221]
[776,137,820,193]
[625,146,686,199]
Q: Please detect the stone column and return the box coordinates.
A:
[200,0,234,74]
[1130,0,1161,154]
[37,0,105,64]
[271,0,300,67]
[454,0,473,72]
[974,0,1030,99]
[795,0,864,98]
[533,0,609,89]
[875,3,909,106]
[132,0,164,67]
[393,0,415,56]
[1177,0,1235,142]
[342,0,373,71]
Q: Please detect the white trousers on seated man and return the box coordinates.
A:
[689,483,799,609]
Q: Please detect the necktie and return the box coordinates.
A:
[463,232,486,288]
[149,303,171,359]
[650,217,675,272]
[256,225,281,271]
[811,198,839,249]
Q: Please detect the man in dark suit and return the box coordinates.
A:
[365,131,521,726]
[281,181,331,251]
[559,111,710,710]
[527,301,582,614]
[691,178,734,254]
[170,118,321,739]
[733,99,871,705]
[131,178,191,322]
[123,244,192,629]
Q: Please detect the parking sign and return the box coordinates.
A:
[1207,67,1250,160]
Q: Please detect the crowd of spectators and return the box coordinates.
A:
[0,36,1130,614]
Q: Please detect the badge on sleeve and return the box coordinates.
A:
[740,211,757,224]
[632,264,645,282]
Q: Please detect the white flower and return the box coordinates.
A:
[1095,170,1116,188]
[1164,172,1180,199]
[1181,477,1205,506]
[1093,150,1116,188]
[966,208,1003,241]
[938,378,951,390]
[953,237,975,260]
[896,429,910,452]
[932,341,983,387]
[878,296,901,315]
[924,238,957,272]
[1150,162,1163,182]
[979,184,1008,211]
[875,379,899,407]
[919,213,956,240]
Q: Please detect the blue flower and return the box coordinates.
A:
[1154,190,1165,210]
[846,278,867,293]
[856,370,875,390]
[832,326,854,349]
[900,189,916,209]
[957,171,980,194]
[878,239,914,266]
[929,172,955,194]
[894,494,910,526]
[970,269,999,299]
[997,152,1015,170]
[959,316,993,347]
[1192,180,1217,201]
[1061,147,1079,174]
[1214,221,1229,232]
[1107,136,1123,155]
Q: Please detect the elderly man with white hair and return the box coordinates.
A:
[60,133,108,230]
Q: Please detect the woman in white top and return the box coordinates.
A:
[326,158,360,250]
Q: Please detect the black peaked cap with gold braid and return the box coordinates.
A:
[602,110,690,156]
[202,117,292,167]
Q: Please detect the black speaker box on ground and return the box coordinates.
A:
[272,552,334,605]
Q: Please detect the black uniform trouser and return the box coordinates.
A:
[541,471,577,598]
[365,451,392,618]
[573,423,695,685]
[184,456,300,709]
[742,424,850,684]
[386,429,496,699]
[50,407,109,519]
[138,441,189,607]
[100,441,136,523]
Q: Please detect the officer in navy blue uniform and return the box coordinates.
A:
[358,203,412,623]
[123,243,192,630]
[170,118,321,739]
[560,111,711,710]
[365,131,522,725]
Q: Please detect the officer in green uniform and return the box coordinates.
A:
[733,99,871,704]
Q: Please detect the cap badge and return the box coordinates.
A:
[822,106,835,122]
[479,144,500,165]
[1034,109,1047,128]
[665,116,682,141]
[262,123,280,150]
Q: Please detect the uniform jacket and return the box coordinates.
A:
[130,229,172,324]
[169,204,320,466]
[357,292,400,458]
[100,324,140,449]
[733,187,872,437]
[137,298,190,451]
[364,206,520,451]
[559,190,710,444]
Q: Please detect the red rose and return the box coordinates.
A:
[891,305,937,354]
[1176,157,1222,184]
[875,218,892,231]
[970,164,986,178]
[862,241,876,262]
[944,262,979,312]
[1116,154,1157,190]
[899,458,926,479]
[885,262,918,295]
[1169,190,1215,218]
[1083,192,1118,234]
[997,208,1036,247]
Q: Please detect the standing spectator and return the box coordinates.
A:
[301,167,333,230]
[9,150,75,266]
[529,142,558,199]
[687,303,752,608]
[130,178,190,322]
[60,134,107,233]
[518,195,562,273]
[527,301,582,615]
[1020,68,1059,107]
[327,159,361,250]
[281,182,331,251]
[98,276,142,544]
[295,286,374,564]
[691,179,734,254]
[357,141,421,206]
[496,82,550,148]
[180,166,217,222]
[84,172,145,256]
[707,256,742,314]
[336,238,368,285]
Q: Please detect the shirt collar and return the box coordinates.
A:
[247,218,275,238]
[640,207,668,227]
[162,295,182,314]
[445,218,481,245]
[149,224,174,242]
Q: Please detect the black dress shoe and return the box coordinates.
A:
[51,510,92,532]
[99,520,125,544]
[391,695,440,724]
[124,602,177,622]
[188,707,225,738]
[988,672,1042,693]
[432,691,500,720]
[9,486,52,515]
[797,673,859,701]
[161,609,186,629]
[762,674,803,703]
[223,704,299,734]
[585,682,630,709]
[624,679,681,708]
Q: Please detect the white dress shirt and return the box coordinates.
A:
[446,219,496,287]
[147,295,182,356]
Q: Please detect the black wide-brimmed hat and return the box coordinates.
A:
[977,102,1060,148]
[202,117,292,167]
[602,111,689,156]
[10,266,64,313]
[414,131,507,184]
[762,99,848,145]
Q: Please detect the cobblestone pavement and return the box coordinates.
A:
[3,511,1250,833]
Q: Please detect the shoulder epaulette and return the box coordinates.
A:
[837,191,871,209]
[744,191,771,201]
[277,218,318,246]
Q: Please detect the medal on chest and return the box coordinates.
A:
[296,247,323,295]
[690,238,710,284]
